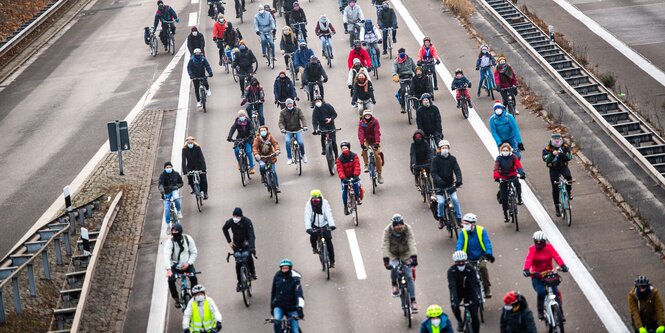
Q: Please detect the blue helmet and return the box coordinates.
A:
[279,258,293,267]
[364,19,373,31]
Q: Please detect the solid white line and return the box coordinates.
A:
[188,12,198,27]
[346,229,367,280]
[390,0,630,331]
[191,0,199,3]
[552,0,665,87]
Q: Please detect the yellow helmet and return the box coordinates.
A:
[310,189,322,198]
[426,304,443,318]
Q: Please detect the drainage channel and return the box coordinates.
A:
[480,0,665,182]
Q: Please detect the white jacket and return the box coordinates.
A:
[359,25,382,44]
[164,234,198,269]
[182,297,223,329]
[304,198,336,229]
[343,5,364,24]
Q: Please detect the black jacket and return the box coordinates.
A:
[351,81,376,104]
[416,105,442,137]
[187,55,213,78]
[312,103,337,130]
[283,0,297,12]
[410,74,431,98]
[447,264,482,305]
[303,61,328,83]
[187,33,205,54]
[228,117,256,141]
[500,295,537,333]
[280,33,298,53]
[158,171,184,194]
[431,153,462,189]
[270,270,304,313]
[273,76,297,101]
[223,25,242,47]
[233,48,257,73]
[290,8,307,24]
[410,130,433,167]
[182,145,207,173]
[222,217,256,250]
[377,7,397,28]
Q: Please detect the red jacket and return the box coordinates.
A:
[213,21,226,39]
[347,48,371,69]
[417,45,439,62]
[358,118,381,145]
[523,243,564,274]
[336,152,361,179]
[493,154,523,180]
[494,64,518,89]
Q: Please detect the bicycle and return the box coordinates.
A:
[226,251,257,307]
[186,171,206,212]
[343,178,360,226]
[365,146,379,194]
[528,268,565,333]
[235,0,244,23]
[435,185,459,238]
[348,22,362,48]
[275,0,284,16]
[458,302,476,333]
[425,134,438,153]
[191,77,209,112]
[500,86,518,116]
[405,96,418,125]
[260,153,279,203]
[306,80,322,103]
[163,20,176,55]
[353,98,373,118]
[421,60,436,97]
[399,77,413,123]
[148,27,158,57]
[219,41,231,73]
[555,176,574,226]
[208,1,225,20]
[284,52,296,82]
[468,258,487,323]
[381,27,394,59]
[173,270,201,312]
[457,84,470,119]
[415,165,433,205]
[264,314,303,333]
[313,225,332,279]
[478,66,495,99]
[291,22,307,42]
[284,129,306,176]
[233,139,253,186]
[320,34,334,68]
[246,101,262,128]
[394,259,414,328]
[314,127,340,175]
[365,42,380,79]
[260,32,275,69]
[161,195,180,230]
[499,177,520,231]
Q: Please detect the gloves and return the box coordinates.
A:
[519,173,526,179]
[410,255,418,267]
[303,127,308,132]
[392,75,399,83]
[351,103,357,108]
[451,300,458,308]
[306,228,312,234]
[216,321,222,331]
[656,326,664,333]
[312,130,319,135]
[240,100,246,106]
[378,39,382,44]
[455,181,462,188]
[227,137,233,142]
[523,269,531,277]
[383,257,391,270]
[348,84,352,89]
[272,29,276,34]
[250,248,257,256]
[371,99,376,104]
[175,18,180,23]
[295,97,300,101]
[213,37,217,42]
[373,143,379,150]
[486,254,495,263]
[475,67,479,71]
[560,264,569,272]
[254,155,260,161]
[638,328,647,333]
[417,61,422,66]
[184,330,190,333]
[360,143,367,150]
[435,60,441,65]
[161,193,166,200]
[208,72,213,77]
[323,77,328,83]
[255,31,260,35]
[330,226,336,231]
[275,150,281,156]
[518,143,525,151]
[281,129,286,134]
[297,307,305,319]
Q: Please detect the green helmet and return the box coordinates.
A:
[426,304,443,318]
[279,258,293,267]
[310,189,323,198]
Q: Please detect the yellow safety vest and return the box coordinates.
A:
[189,299,215,332]
[431,323,441,333]
[462,226,486,253]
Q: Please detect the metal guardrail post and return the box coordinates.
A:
[86,204,93,217]
[41,250,51,280]
[62,231,72,257]
[78,208,86,227]
[11,277,21,314]
[54,238,63,265]
[27,263,36,297]
[69,211,76,235]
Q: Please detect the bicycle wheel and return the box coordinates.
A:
[407,98,413,125]
[446,208,456,238]
[419,176,427,203]
[201,89,207,113]
[295,145,302,176]
[388,39,393,59]
[373,64,379,80]
[240,11,243,23]
[461,100,469,118]
[150,36,158,57]
[552,304,564,333]
[511,193,519,231]
[195,185,202,212]
[402,287,412,328]
[181,291,191,313]
[322,243,330,280]
[353,201,359,226]
[241,267,250,307]
[508,102,516,117]
[372,176,377,194]
[232,67,239,83]
[480,301,485,323]
[273,181,279,203]
[562,192,572,226]
[169,35,175,55]
[326,144,335,175]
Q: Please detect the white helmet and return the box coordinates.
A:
[191,284,205,294]
[452,250,468,262]
[533,231,547,242]
[462,213,477,223]
[193,48,202,55]
[438,140,450,148]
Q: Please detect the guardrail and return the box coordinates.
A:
[0,0,67,60]
[477,0,665,187]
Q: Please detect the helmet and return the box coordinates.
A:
[264,3,271,9]
[285,98,294,105]
[258,4,264,10]
[293,1,299,6]
[533,230,547,242]
[171,222,183,233]
[191,284,205,294]
[452,250,468,262]
[353,40,362,47]
[426,304,443,318]
[423,36,431,43]
[340,140,351,149]
[310,189,322,198]
[391,213,404,224]
[193,48,202,55]
[279,258,293,267]
[362,109,373,116]
[299,40,307,46]
[462,213,477,223]
[438,140,450,148]
[498,55,506,63]
[420,93,432,101]
[635,276,650,287]
[309,55,318,62]
[503,291,518,305]
[454,68,463,75]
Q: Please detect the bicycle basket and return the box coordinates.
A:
[542,272,561,287]
[234,251,250,263]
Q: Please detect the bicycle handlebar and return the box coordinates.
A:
[226,252,258,263]
[174,271,202,278]
[186,170,206,175]
[314,127,341,134]
[283,129,306,134]
[191,76,210,81]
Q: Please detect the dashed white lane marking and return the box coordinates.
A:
[189,12,198,27]
[346,229,368,280]
[391,0,630,331]
[191,0,199,4]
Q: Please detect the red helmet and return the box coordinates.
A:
[503,291,519,305]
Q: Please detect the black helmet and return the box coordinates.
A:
[171,222,183,234]
[635,276,650,287]
[420,93,432,101]
[340,140,351,149]
[455,68,463,75]
[353,40,362,47]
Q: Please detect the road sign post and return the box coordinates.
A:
[107,120,131,175]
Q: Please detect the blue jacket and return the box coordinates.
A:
[187,55,213,78]
[420,316,454,333]
[294,47,314,68]
[456,226,492,260]
[273,76,297,101]
[451,76,472,90]
[153,5,178,29]
[253,11,276,34]
[489,111,522,147]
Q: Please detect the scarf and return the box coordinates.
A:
[356,78,369,93]
[497,63,513,83]
[318,20,330,31]
[397,55,408,64]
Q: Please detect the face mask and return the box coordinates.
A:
[280,75,286,79]
[165,167,173,173]
[535,241,546,249]
[354,47,361,52]
[315,101,322,107]
[399,53,406,59]
[501,151,510,157]
[431,318,441,327]
[287,105,294,110]
[456,264,466,271]
[258,9,265,14]
[441,148,449,156]
[462,224,472,231]
[252,82,258,86]
[300,45,307,50]
[494,109,503,116]
[482,50,488,54]
[364,116,372,122]
[192,31,198,36]
[158,5,164,10]
[416,72,423,77]
[552,139,562,147]
[499,61,506,65]
[187,143,194,149]
[239,116,246,121]
[637,287,651,299]
[383,4,389,9]
[260,131,267,137]
[195,295,205,302]
[391,231,403,238]
[233,217,241,223]
[342,149,350,156]
[239,45,247,51]
[422,101,430,107]
[218,19,224,23]
[311,199,322,205]
[171,233,182,240]
[456,74,462,79]
[503,305,513,311]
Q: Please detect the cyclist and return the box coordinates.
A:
[159,161,184,223]
[227,110,256,174]
[475,44,496,97]
[279,26,298,68]
[523,231,569,320]
[347,58,370,96]
[448,250,482,333]
[187,26,205,55]
[629,276,665,333]
[336,140,362,214]
[431,140,462,228]
[315,15,336,58]
[222,22,242,62]
[342,0,365,39]
[382,214,419,313]
[282,0,298,26]
[351,72,376,112]
[164,223,198,308]
[289,2,308,41]
[264,4,277,27]
[302,56,328,107]
[187,48,213,109]
[377,1,397,55]
[207,0,224,18]
[392,48,416,113]
[234,0,246,18]
[182,284,223,333]
[274,71,298,106]
[416,93,443,143]
[410,67,432,105]
[489,101,524,159]
[232,44,258,95]
[359,19,382,68]
[451,68,473,109]
[358,109,384,184]
[417,37,442,90]
[212,15,227,65]
[241,77,266,125]
[252,125,281,192]
[254,5,276,60]
[456,213,494,298]
[500,291,537,333]
[223,207,257,291]
[181,136,208,200]
[279,98,308,164]
[494,143,525,221]
[542,133,573,217]
[347,39,371,69]
[304,189,336,268]
[293,41,314,87]
[270,259,305,333]
[153,0,179,51]
[494,55,519,112]
[312,96,339,157]
[410,130,434,188]
[420,304,454,333]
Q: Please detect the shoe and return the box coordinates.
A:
[313,247,320,254]
[438,219,444,229]
[275,187,281,193]
[569,193,573,200]
[456,101,460,108]
[261,176,266,183]
[203,192,208,200]
[344,206,350,215]
[165,227,171,235]
[243,7,246,11]
[377,174,384,184]
[251,274,257,280]
[321,150,326,155]
[457,322,465,332]
[477,89,481,97]
[190,190,195,194]
[555,206,562,217]
[468,101,473,108]
[356,198,362,205]
[517,198,524,205]
[302,155,308,163]
[287,159,293,165]
[236,284,242,292]
[392,37,397,43]
[249,168,255,174]
[503,213,509,223]
[411,302,419,313]
[329,262,335,268]
[364,165,369,173]
[515,109,520,115]
[177,212,183,219]
[538,312,545,320]
[206,89,211,97]
[434,86,439,90]
[391,285,399,297]
[174,300,182,308]
[400,108,406,114]
[484,290,492,298]
[236,14,240,18]
[382,50,387,55]
[197,101,202,108]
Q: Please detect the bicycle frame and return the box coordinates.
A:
[292,22,306,40]
[307,81,322,101]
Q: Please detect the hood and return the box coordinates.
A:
[412,129,425,142]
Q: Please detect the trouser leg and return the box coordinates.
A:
[199,173,208,192]
[500,182,509,212]
[309,231,318,250]
[479,260,491,292]
[374,146,383,174]
[193,80,201,101]
[323,228,335,263]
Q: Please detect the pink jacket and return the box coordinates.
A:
[523,243,564,274]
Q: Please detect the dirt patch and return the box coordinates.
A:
[0,0,53,42]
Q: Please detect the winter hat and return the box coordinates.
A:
[362,109,373,116]
[493,101,505,111]
[233,207,243,216]
[238,109,248,117]
[353,58,361,65]
[191,26,198,32]
[480,44,489,52]
[164,161,173,168]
